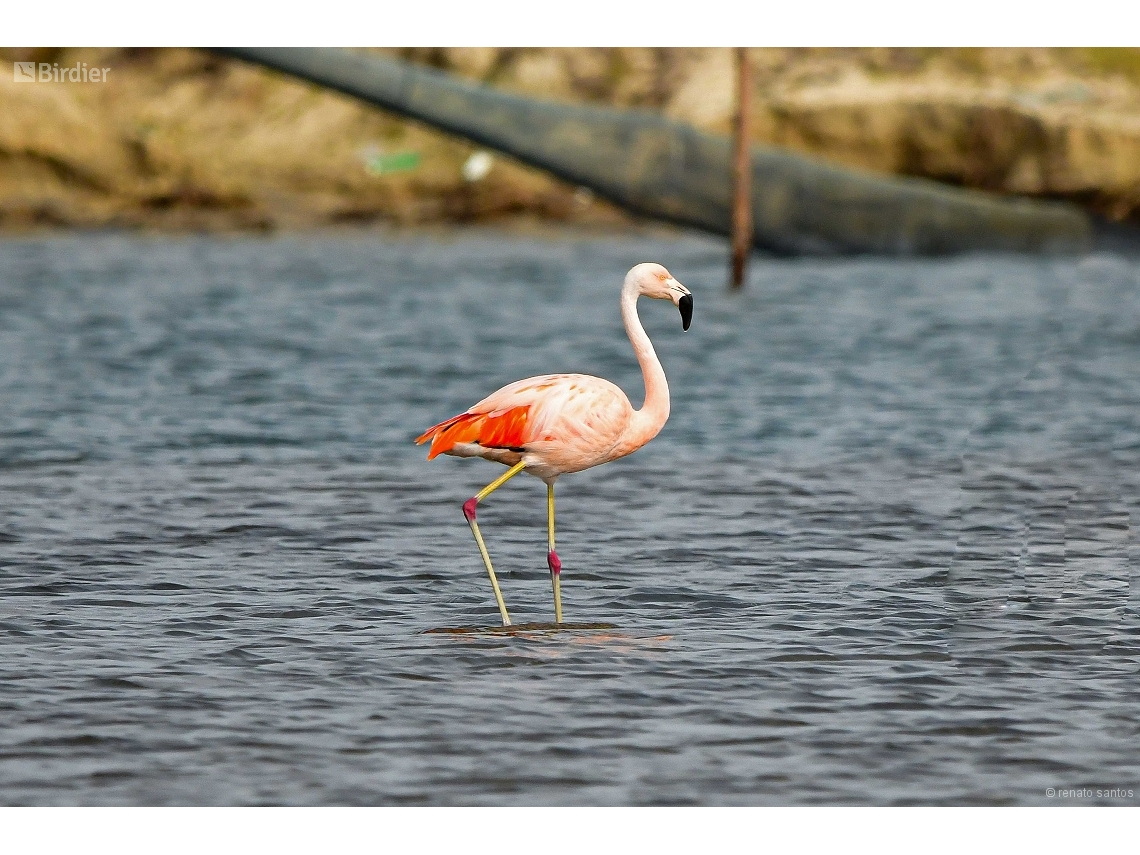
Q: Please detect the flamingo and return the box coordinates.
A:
[415,262,693,627]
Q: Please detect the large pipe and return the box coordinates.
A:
[213,47,1092,255]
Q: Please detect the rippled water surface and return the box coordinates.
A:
[2,232,1139,805]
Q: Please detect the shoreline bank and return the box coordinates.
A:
[2,48,1138,235]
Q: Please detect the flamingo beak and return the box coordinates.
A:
[678,293,693,331]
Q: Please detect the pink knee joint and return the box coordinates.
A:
[547,550,562,575]
[462,497,478,521]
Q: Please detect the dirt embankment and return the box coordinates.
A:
[2,47,1139,232]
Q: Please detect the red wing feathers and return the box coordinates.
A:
[415,406,531,460]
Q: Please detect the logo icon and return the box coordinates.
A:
[13,62,36,83]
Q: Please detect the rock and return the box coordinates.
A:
[761,69,1140,222]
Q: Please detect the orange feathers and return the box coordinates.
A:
[415,406,531,460]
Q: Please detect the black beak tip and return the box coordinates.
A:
[678,294,693,331]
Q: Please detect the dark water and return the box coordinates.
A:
[2,231,1139,805]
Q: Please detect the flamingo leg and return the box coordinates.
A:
[463,461,527,626]
[547,483,563,623]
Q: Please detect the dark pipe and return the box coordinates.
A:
[211,47,1092,256]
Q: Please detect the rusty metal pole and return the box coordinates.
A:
[729,47,753,290]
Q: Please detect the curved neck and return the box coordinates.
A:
[620,281,670,444]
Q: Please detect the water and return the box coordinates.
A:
[2,231,1139,805]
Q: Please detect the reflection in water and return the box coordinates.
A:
[1,232,1139,805]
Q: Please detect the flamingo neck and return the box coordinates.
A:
[619,281,670,450]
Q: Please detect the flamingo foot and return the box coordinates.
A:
[547,550,562,575]
[462,497,478,521]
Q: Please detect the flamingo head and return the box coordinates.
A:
[628,262,694,331]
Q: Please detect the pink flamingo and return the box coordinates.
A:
[415,262,693,626]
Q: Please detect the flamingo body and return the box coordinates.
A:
[415,372,635,481]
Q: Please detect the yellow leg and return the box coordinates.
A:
[547,483,563,623]
[476,460,527,504]
[463,461,526,626]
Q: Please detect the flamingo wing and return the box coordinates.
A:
[415,404,531,460]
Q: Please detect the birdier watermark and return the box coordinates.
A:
[13,61,110,83]
[1045,787,1134,800]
